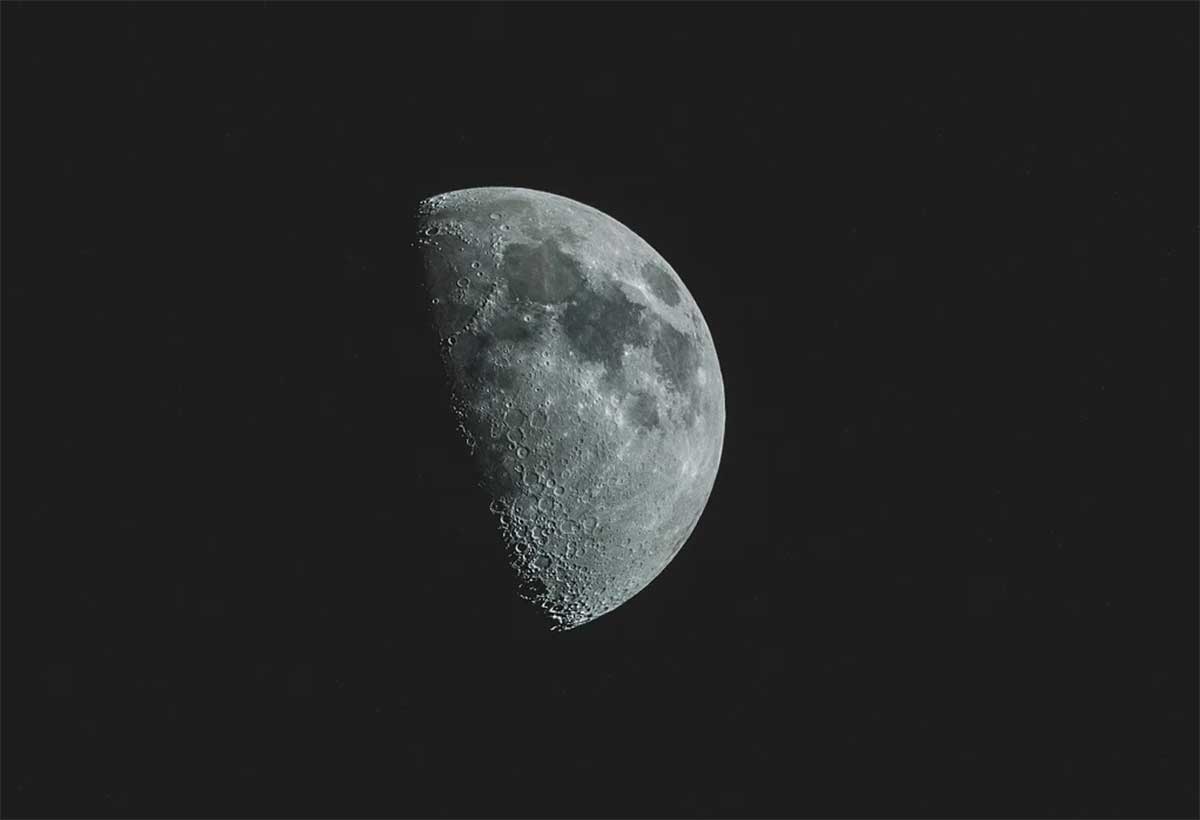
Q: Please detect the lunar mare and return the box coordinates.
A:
[415,187,725,630]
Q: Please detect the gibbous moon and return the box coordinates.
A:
[416,187,725,630]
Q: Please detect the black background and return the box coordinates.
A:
[3,3,1197,818]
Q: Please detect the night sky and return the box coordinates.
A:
[3,3,1197,818]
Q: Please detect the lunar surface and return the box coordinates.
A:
[415,187,725,630]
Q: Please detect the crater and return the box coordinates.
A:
[457,333,518,393]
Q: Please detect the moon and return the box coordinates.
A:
[415,187,725,630]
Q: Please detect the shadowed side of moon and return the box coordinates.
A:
[415,187,725,630]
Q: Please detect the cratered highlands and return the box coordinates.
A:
[415,187,724,630]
